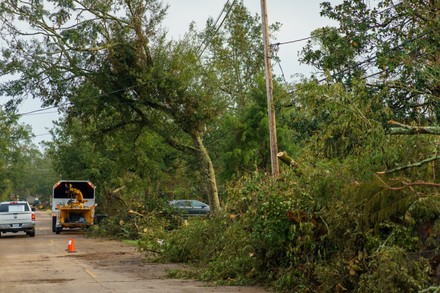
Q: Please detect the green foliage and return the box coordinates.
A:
[1,1,439,292]
[357,246,431,293]
[292,79,389,161]
[89,193,180,249]
[303,0,440,121]
[157,147,439,291]
[200,222,258,285]
[0,106,54,201]
[1,0,226,212]
[161,217,229,264]
[352,176,440,233]
[210,76,298,182]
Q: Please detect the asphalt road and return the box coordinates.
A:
[0,210,268,293]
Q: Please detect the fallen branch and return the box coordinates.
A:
[387,120,440,135]
[377,156,440,174]
[128,210,144,217]
[107,186,128,207]
[386,180,440,191]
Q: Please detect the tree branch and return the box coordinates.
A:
[386,180,440,191]
[377,155,440,174]
[387,120,440,135]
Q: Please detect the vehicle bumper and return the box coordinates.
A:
[0,222,35,233]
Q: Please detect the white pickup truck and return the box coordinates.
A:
[0,201,36,237]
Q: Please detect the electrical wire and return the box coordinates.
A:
[196,0,237,58]
[195,0,230,55]
[271,35,315,48]
[19,108,58,116]
[270,3,403,49]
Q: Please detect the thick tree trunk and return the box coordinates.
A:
[194,133,221,213]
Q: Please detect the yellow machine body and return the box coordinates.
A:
[59,206,94,228]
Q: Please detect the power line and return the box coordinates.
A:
[196,0,237,58]
[195,0,230,56]
[22,24,436,117]
[17,83,142,117]
[34,133,51,137]
[271,35,315,48]
[18,106,58,117]
[21,110,59,116]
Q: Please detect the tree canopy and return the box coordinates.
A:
[0,0,279,212]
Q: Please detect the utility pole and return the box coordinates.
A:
[260,0,279,176]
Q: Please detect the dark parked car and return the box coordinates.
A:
[169,200,210,217]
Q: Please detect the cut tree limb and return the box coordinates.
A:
[277,151,299,168]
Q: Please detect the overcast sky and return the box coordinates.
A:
[16,0,340,147]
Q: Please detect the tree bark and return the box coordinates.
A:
[194,133,221,213]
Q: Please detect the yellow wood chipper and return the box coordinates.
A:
[52,180,96,234]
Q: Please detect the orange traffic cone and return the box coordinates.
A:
[67,237,76,253]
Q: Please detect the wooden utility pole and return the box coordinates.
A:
[260,0,279,176]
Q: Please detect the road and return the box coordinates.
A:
[0,211,268,293]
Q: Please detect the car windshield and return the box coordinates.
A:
[173,201,192,207]
[191,201,207,208]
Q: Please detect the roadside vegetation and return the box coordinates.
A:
[0,0,439,292]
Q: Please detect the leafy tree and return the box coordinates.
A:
[46,114,194,210]
[0,105,53,200]
[0,0,230,212]
[298,0,440,176]
[193,2,297,182]
[296,0,440,225]
[195,1,273,108]
[301,0,439,121]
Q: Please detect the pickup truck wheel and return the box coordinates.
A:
[28,229,35,237]
[52,216,57,232]
[55,227,61,234]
